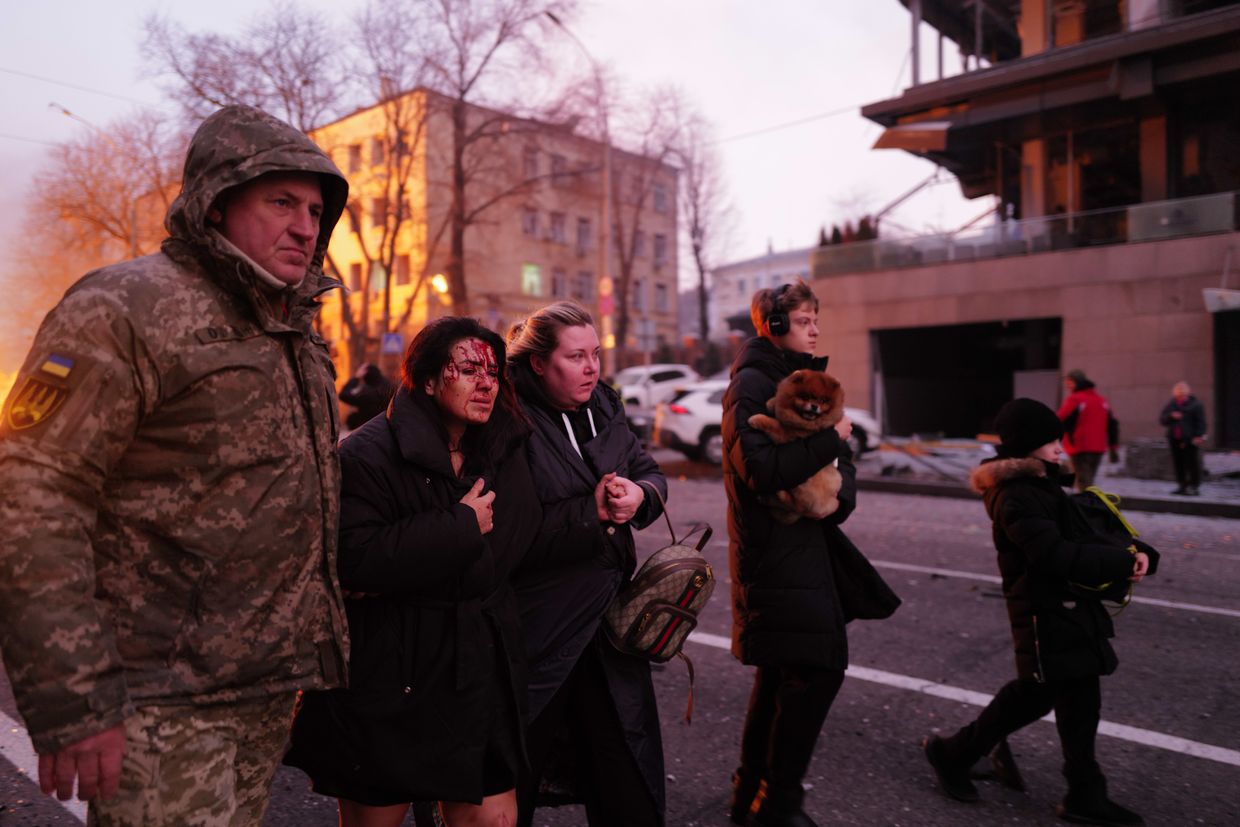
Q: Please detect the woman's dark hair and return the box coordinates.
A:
[400,316,527,470]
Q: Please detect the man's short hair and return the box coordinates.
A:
[750,279,818,334]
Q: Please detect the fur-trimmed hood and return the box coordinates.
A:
[968,456,1049,495]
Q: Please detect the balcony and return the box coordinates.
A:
[813,191,1238,278]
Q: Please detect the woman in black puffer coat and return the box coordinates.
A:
[724,281,899,827]
[506,301,668,827]
[923,398,1157,827]
[285,317,540,827]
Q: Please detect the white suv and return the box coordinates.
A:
[653,376,882,465]
[614,363,699,409]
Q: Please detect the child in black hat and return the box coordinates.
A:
[923,398,1156,826]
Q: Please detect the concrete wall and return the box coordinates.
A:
[812,231,1235,441]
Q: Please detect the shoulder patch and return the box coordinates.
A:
[6,375,69,430]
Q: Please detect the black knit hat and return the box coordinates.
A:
[994,398,1063,458]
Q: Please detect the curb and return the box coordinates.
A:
[857,477,1240,519]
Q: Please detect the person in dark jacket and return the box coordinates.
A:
[340,362,394,431]
[284,317,540,827]
[506,301,669,827]
[724,281,899,827]
[923,398,1157,827]
[1159,381,1207,496]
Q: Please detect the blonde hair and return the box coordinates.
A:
[507,301,596,365]
[750,279,818,334]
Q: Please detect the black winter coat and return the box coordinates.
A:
[723,337,899,669]
[1159,395,1207,442]
[285,389,540,804]
[969,456,1158,681]
[510,365,668,818]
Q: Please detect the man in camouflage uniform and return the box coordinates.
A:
[0,105,350,826]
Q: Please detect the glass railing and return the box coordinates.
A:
[812,190,1238,278]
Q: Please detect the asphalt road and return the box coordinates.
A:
[3,468,1237,826]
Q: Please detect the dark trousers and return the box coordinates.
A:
[1169,439,1201,488]
[736,665,846,810]
[940,675,1104,792]
[517,647,659,827]
[1070,452,1103,491]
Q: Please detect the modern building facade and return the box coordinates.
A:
[812,0,1240,446]
[311,89,679,377]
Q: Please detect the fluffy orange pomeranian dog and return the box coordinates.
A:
[747,369,845,524]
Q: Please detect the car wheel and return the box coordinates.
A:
[700,428,724,465]
[847,426,869,457]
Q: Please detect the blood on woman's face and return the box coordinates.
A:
[425,337,499,430]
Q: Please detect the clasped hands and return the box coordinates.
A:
[594,472,644,525]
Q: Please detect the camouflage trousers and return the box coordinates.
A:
[87,692,297,827]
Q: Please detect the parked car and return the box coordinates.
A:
[613,363,699,409]
[653,376,883,465]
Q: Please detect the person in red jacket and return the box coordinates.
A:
[1056,370,1118,492]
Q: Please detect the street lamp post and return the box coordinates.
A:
[545,13,615,377]
[49,102,139,259]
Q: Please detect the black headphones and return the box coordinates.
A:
[766,284,791,336]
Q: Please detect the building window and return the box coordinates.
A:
[655,282,669,313]
[348,144,362,173]
[349,262,363,291]
[370,261,386,293]
[521,263,542,296]
[634,230,646,257]
[521,207,539,237]
[632,278,645,312]
[370,197,387,228]
[653,233,668,268]
[551,267,568,299]
[653,182,669,214]
[551,154,568,186]
[575,271,595,304]
[523,146,539,179]
[395,254,411,286]
[738,278,746,295]
[550,212,567,243]
[576,217,592,255]
[370,136,385,166]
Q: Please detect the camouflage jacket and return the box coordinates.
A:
[0,106,350,752]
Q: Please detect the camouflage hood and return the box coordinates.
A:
[163,104,348,304]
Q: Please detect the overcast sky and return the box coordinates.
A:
[0,0,985,291]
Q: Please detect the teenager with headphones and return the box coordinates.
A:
[721,280,899,826]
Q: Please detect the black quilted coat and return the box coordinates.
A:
[969,456,1159,681]
[722,337,899,670]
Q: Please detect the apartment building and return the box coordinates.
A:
[311,88,679,377]
[811,0,1240,446]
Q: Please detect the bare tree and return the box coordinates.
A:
[671,101,736,346]
[414,0,576,314]
[142,2,350,133]
[2,111,184,374]
[602,86,680,366]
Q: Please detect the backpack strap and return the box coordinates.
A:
[1083,486,1140,538]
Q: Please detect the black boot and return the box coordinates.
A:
[1058,780,1144,826]
[729,770,762,825]
[923,735,979,803]
[750,783,818,827]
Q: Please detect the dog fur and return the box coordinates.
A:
[747,369,845,524]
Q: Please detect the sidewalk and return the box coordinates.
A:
[857,439,1240,519]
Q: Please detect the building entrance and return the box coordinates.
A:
[1215,309,1240,449]
[872,318,1062,438]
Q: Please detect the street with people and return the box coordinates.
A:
[3,454,1236,826]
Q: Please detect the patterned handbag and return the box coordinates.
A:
[604,493,714,720]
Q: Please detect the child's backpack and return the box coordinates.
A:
[1069,486,1159,606]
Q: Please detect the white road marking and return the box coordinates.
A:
[0,708,87,822]
[687,631,1240,768]
[870,559,1240,619]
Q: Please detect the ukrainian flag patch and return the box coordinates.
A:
[39,354,75,379]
